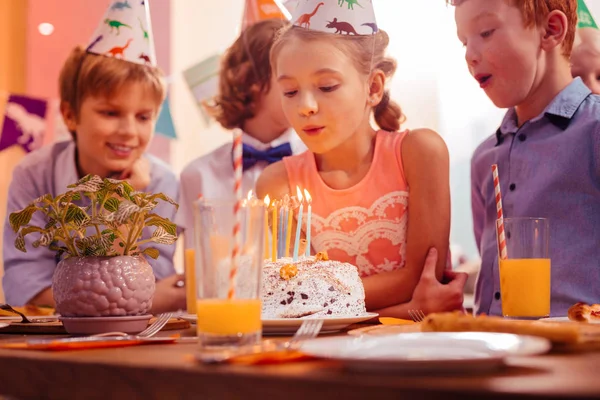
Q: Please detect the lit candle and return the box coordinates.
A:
[263,195,270,260]
[245,190,253,246]
[285,198,293,258]
[278,205,284,258]
[271,200,278,262]
[304,189,312,257]
[293,187,304,262]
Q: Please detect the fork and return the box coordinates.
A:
[93,312,174,338]
[408,309,426,323]
[199,318,324,364]
[0,303,57,324]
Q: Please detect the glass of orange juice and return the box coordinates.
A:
[497,218,551,319]
[193,198,265,350]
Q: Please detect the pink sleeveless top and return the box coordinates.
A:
[283,130,409,278]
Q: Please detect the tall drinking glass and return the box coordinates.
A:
[497,217,551,319]
[193,198,265,349]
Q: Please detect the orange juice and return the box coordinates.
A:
[499,258,551,317]
[184,248,196,314]
[196,299,261,335]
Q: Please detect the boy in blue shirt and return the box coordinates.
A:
[450,0,600,315]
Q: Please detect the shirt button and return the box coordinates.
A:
[494,292,501,300]
[518,134,527,142]
[509,183,516,191]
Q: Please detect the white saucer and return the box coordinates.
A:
[59,315,152,335]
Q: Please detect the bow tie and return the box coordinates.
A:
[239,142,293,171]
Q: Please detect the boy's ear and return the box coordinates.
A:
[368,70,386,106]
[541,10,568,52]
[60,101,77,133]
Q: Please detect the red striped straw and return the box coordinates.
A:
[229,128,243,299]
[491,164,508,260]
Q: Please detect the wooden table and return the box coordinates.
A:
[1,328,600,400]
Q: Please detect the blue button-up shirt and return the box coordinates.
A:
[471,78,600,316]
[2,140,179,306]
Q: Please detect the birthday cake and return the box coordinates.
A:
[261,252,367,319]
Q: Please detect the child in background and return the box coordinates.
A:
[2,2,185,313]
[571,0,600,93]
[177,18,306,250]
[257,0,466,317]
[450,0,600,316]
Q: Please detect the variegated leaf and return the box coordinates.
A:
[9,206,38,232]
[68,175,104,193]
[150,193,179,209]
[103,197,120,212]
[142,247,160,259]
[65,204,89,226]
[151,225,177,245]
[115,201,141,224]
[145,214,177,236]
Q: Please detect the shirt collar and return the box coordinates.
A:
[495,78,591,145]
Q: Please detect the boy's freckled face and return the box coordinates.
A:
[275,37,369,154]
[74,83,157,177]
[455,0,542,108]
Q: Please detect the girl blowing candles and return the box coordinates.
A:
[256,0,465,317]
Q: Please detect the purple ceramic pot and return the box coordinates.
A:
[52,256,155,317]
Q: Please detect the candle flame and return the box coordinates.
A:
[264,194,271,207]
[247,190,253,200]
[303,189,312,203]
[296,186,303,202]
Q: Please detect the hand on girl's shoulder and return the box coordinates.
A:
[255,161,290,200]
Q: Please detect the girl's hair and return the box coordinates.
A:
[59,46,165,136]
[206,18,289,130]
[270,26,405,132]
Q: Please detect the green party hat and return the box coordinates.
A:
[578,0,598,30]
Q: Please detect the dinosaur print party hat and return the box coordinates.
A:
[86,0,157,67]
[578,0,598,29]
[291,0,377,36]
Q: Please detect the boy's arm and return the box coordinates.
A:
[374,249,467,318]
[471,154,485,252]
[362,129,451,310]
[177,167,203,250]
[3,165,57,306]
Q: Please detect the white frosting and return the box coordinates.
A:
[261,256,366,318]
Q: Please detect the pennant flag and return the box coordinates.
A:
[183,54,221,126]
[291,0,378,35]
[578,0,598,29]
[155,96,176,139]
[86,0,157,66]
[242,0,291,31]
[0,94,48,153]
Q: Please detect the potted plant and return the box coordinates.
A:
[9,174,178,331]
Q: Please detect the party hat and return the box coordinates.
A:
[242,0,291,31]
[291,0,377,36]
[578,0,598,29]
[86,0,157,66]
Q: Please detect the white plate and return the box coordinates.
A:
[179,313,379,335]
[300,332,551,373]
[543,317,600,324]
[0,322,9,329]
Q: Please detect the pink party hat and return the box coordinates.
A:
[86,0,157,67]
[291,0,377,35]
